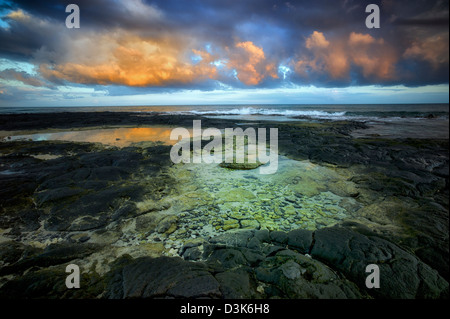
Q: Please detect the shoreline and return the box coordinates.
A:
[0,112,448,299]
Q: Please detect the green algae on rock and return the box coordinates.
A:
[219,161,263,170]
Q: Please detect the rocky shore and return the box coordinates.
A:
[0,112,448,299]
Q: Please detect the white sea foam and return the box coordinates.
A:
[187,107,347,119]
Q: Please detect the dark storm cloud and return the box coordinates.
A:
[393,17,449,27]
[0,0,448,90]
[3,0,163,29]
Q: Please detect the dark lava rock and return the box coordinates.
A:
[1,139,175,233]
[246,237,262,250]
[209,229,255,248]
[0,241,41,267]
[105,256,221,299]
[270,230,288,245]
[34,187,86,206]
[0,267,71,298]
[0,265,105,299]
[111,203,138,221]
[254,229,270,243]
[215,268,260,298]
[0,242,102,276]
[254,249,364,299]
[207,248,248,269]
[219,161,263,170]
[182,246,203,261]
[310,225,449,299]
[287,229,313,254]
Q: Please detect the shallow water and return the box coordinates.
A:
[1,127,180,147]
[132,154,359,251]
[1,121,443,258]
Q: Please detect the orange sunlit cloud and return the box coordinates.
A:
[39,33,218,87]
[295,31,350,80]
[295,31,398,81]
[350,32,398,80]
[227,41,278,85]
[40,37,282,87]
[403,33,449,69]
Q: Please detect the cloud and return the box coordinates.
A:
[37,32,218,87]
[306,31,330,49]
[294,31,349,82]
[226,41,278,86]
[403,33,449,68]
[348,32,397,81]
[294,31,398,85]
[0,8,58,59]
[0,68,51,87]
[0,0,448,93]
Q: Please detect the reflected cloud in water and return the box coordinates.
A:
[3,127,182,147]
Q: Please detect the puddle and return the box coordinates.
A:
[1,127,184,147]
[1,126,360,254]
[125,154,360,252]
[30,154,63,160]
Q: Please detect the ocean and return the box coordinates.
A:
[0,103,448,119]
[1,103,448,139]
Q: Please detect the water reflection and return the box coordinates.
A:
[3,127,182,147]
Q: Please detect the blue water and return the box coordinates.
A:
[0,104,448,120]
[0,104,448,139]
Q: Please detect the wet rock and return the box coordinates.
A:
[155,215,178,235]
[215,268,260,298]
[0,242,101,276]
[44,184,145,231]
[329,180,359,198]
[280,260,302,279]
[35,187,86,206]
[68,215,109,232]
[0,241,41,268]
[78,235,90,243]
[235,247,265,266]
[269,231,288,245]
[217,189,256,202]
[262,245,285,257]
[240,219,260,229]
[0,264,105,299]
[1,139,175,235]
[254,249,364,298]
[219,161,263,170]
[287,229,313,254]
[0,267,71,298]
[310,225,449,299]
[105,256,222,298]
[355,197,416,226]
[209,230,255,247]
[254,229,270,243]
[5,209,41,233]
[207,248,248,268]
[135,213,161,233]
[247,237,261,250]
[182,246,203,261]
[111,203,138,221]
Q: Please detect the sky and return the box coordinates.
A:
[0,0,448,107]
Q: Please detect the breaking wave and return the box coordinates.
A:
[187,107,347,119]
